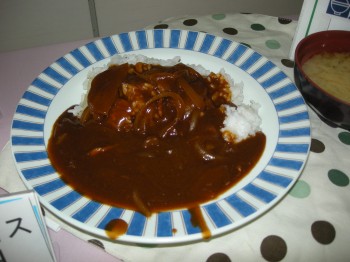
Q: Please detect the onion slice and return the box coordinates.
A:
[178,77,205,110]
[134,91,185,137]
[132,190,152,217]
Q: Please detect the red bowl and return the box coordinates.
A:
[294,30,350,130]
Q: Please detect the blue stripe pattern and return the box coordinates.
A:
[243,184,276,203]
[276,143,309,153]
[225,194,256,217]
[14,151,48,162]
[269,157,303,171]
[22,91,51,106]
[214,38,231,58]
[32,78,59,95]
[101,37,118,56]
[127,212,146,236]
[154,30,164,48]
[227,44,248,64]
[275,97,305,111]
[239,52,262,71]
[71,49,91,67]
[22,165,56,180]
[279,111,309,124]
[12,120,43,132]
[16,105,46,119]
[269,83,296,99]
[119,33,133,52]
[43,67,68,85]
[12,136,44,146]
[136,30,148,49]
[185,31,198,50]
[261,71,287,89]
[204,203,231,228]
[97,207,124,230]
[280,127,310,137]
[0,198,21,205]
[181,210,201,235]
[56,57,79,75]
[199,34,215,53]
[72,201,101,223]
[170,30,181,48]
[51,191,82,210]
[258,171,293,188]
[34,179,66,195]
[251,60,275,79]
[157,212,173,237]
[11,29,311,241]
[86,42,104,61]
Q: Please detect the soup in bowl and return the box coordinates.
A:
[294,30,350,130]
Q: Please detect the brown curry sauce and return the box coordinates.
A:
[48,62,266,239]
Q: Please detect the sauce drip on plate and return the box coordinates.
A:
[48,62,266,239]
[105,219,128,240]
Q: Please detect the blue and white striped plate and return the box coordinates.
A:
[11,29,311,244]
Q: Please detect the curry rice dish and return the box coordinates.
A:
[47,55,266,236]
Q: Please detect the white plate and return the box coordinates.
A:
[11,29,311,244]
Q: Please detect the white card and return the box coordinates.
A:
[0,191,56,262]
[289,0,350,59]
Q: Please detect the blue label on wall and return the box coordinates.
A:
[327,0,350,19]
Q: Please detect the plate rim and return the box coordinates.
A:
[10,28,311,244]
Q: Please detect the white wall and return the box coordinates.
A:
[0,0,303,52]
[0,0,93,52]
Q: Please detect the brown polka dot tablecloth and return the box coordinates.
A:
[1,13,350,262]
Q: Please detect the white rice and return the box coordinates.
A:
[110,54,182,68]
[70,54,262,142]
[221,101,262,142]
